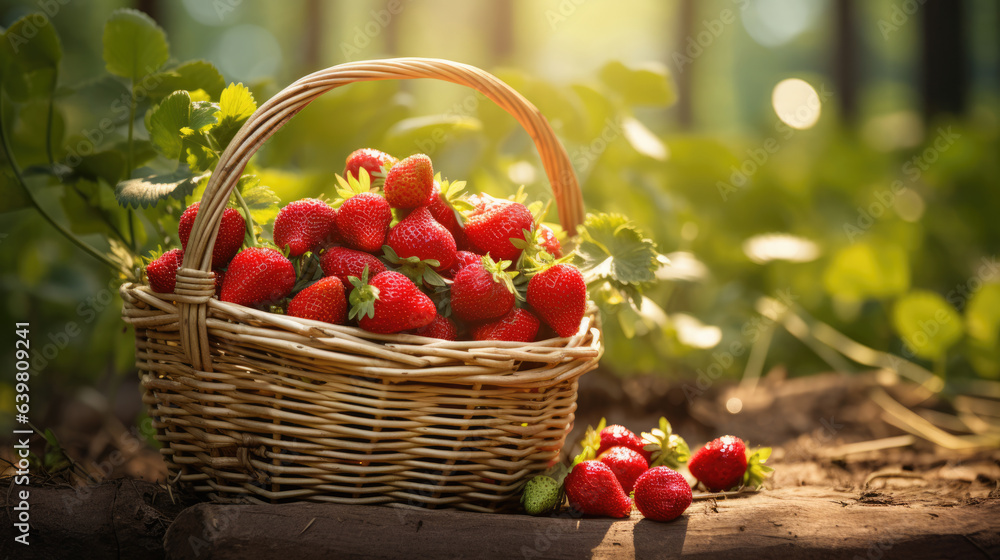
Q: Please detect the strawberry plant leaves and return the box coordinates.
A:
[148,90,191,159]
[102,8,169,82]
[115,164,207,208]
[575,213,659,303]
[892,290,962,361]
[211,83,256,149]
[144,60,225,102]
[189,100,220,131]
[3,13,62,72]
[238,174,280,226]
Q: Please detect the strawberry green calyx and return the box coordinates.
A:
[743,446,774,489]
[521,475,563,516]
[347,265,380,321]
[436,176,474,225]
[572,417,607,466]
[642,417,691,469]
[333,167,378,207]
[381,245,447,287]
[481,254,521,299]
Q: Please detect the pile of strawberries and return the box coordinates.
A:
[521,418,773,521]
[145,148,588,342]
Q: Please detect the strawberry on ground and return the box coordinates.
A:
[597,425,650,461]
[464,196,534,262]
[178,202,246,268]
[348,269,436,334]
[383,153,435,209]
[632,467,692,522]
[564,460,632,518]
[287,276,347,324]
[336,192,392,253]
[219,247,296,308]
[687,435,748,492]
[471,308,540,342]
[147,249,184,294]
[598,446,648,494]
[273,198,339,257]
[344,148,396,182]
[413,314,458,341]
[386,206,457,271]
[450,256,518,322]
[527,263,587,338]
[320,247,387,286]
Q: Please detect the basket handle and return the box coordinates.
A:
[177,58,584,371]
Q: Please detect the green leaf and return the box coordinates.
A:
[115,165,207,208]
[71,151,126,185]
[144,60,226,101]
[822,243,910,301]
[238,175,280,226]
[966,283,1000,344]
[211,83,256,149]
[4,13,62,71]
[149,91,191,159]
[598,61,676,107]
[892,290,963,361]
[189,100,220,131]
[382,115,482,155]
[0,170,32,212]
[575,213,659,299]
[102,8,169,81]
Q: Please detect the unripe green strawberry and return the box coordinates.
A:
[220,247,296,308]
[384,153,435,209]
[146,248,184,294]
[287,276,347,324]
[527,263,587,338]
[344,148,397,182]
[521,475,562,516]
[178,202,246,268]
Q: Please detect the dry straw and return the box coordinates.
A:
[120,58,602,512]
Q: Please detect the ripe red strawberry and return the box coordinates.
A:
[564,460,632,518]
[344,148,396,182]
[387,207,457,271]
[320,247,387,286]
[147,248,184,293]
[212,268,225,297]
[178,202,246,268]
[273,198,338,257]
[219,247,296,308]
[427,180,472,249]
[450,257,517,322]
[527,263,587,338]
[536,224,562,258]
[597,425,650,461]
[632,467,692,522]
[688,435,748,492]
[447,250,480,278]
[287,276,347,324]
[349,270,436,334]
[471,308,540,342]
[384,153,434,209]
[336,192,392,253]
[464,197,533,261]
[413,314,458,340]
[598,446,649,494]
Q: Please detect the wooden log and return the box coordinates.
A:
[163,487,1000,559]
[0,479,185,560]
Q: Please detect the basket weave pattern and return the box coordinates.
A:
[120,58,601,511]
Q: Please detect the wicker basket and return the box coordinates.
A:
[119,58,602,512]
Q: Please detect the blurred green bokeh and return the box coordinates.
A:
[2,0,999,427]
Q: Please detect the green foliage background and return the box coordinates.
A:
[1,0,999,430]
